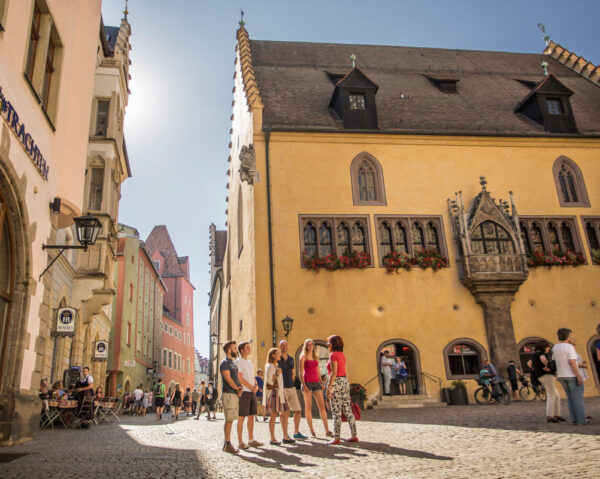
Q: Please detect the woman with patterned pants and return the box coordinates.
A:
[326,335,358,444]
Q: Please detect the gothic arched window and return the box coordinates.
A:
[303,222,317,257]
[350,152,386,206]
[547,223,560,252]
[426,222,440,251]
[337,222,351,255]
[319,223,333,257]
[561,222,575,252]
[411,222,425,252]
[393,222,408,254]
[520,222,532,254]
[552,156,590,207]
[471,221,515,254]
[378,222,393,257]
[352,222,366,252]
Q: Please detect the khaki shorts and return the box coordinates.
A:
[283,388,301,412]
[222,393,239,421]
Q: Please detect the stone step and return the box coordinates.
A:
[367,394,446,409]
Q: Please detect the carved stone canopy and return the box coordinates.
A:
[239,144,257,185]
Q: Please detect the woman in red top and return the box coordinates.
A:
[299,339,332,438]
[326,335,358,444]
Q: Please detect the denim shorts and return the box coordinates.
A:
[302,382,322,392]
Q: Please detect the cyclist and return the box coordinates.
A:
[482,359,503,398]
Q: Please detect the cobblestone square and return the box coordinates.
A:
[3,398,599,478]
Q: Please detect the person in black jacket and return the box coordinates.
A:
[528,343,564,423]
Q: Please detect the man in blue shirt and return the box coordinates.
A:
[278,340,307,440]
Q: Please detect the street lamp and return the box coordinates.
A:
[39,215,102,280]
[281,316,294,338]
[210,333,218,344]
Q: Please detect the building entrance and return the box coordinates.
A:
[377,340,421,397]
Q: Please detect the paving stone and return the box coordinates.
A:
[2,398,599,478]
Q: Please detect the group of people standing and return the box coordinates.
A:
[379,350,408,395]
[528,326,597,425]
[219,335,358,454]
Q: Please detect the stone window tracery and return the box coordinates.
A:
[552,156,590,207]
[350,153,386,206]
[582,217,600,262]
[519,216,584,255]
[471,221,515,255]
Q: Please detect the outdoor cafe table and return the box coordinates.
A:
[46,399,78,428]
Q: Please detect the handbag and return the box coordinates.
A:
[341,400,361,422]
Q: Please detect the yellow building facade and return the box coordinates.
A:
[213,26,600,402]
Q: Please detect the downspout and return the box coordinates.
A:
[265,128,277,346]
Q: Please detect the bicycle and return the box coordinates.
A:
[474,378,511,405]
[518,376,547,401]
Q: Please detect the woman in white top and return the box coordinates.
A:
[264,347,291,445]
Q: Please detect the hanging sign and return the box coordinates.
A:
[55,307,76,335]
[94,340,108,360]
[0,86,49,180]
[123,360,136,367]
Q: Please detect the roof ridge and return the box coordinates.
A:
[544,40,600,86]
[236,26,263,111]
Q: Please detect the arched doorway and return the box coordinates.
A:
[517,337,552,374]
[124,379,131,394]
[376,339,421,398]
[587,335,600,392]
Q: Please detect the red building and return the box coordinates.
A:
[146,226,195,394]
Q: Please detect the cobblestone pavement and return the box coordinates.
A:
[3,398,600,479]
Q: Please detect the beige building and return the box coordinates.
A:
[0,0,124,445]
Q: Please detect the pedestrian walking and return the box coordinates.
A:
[205,381,217,420]
[380,350,394,395]
[164,394,171,414]
[194,381,206,420]
[154,378,166,420]
[573,338,591,421]
[553,328,587,425]
[299,338,332,438]
[264,347,293,445]
[506,360,522,402]
[326,335,358,445]
[171,383,182,420]
[278,340,307,440]
[235,341,263,449]
[394,356,408,395]
[220,340,242,453]
[183,388,192,416]
[192,388,200,416]
[133,384,144,415]
[255,370,267,421]
[141,390,149,416]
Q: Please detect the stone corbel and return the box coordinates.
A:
[238,144,258,185]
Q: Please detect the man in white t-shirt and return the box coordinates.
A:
[234,342,262,450]
[133,384,144,415]
[380,351,394,395]
[552,328,587,425]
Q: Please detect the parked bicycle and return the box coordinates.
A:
[518,376,547,401]
[473,378,511,405]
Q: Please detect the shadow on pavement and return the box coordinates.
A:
[362,397,600,436]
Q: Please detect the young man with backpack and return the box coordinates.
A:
[154,378,166,420]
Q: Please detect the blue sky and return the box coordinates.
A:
[100,0,600,357]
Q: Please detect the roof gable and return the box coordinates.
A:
[336,67,379,91]
[145,225,187,278]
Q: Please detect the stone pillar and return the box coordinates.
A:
[474,292,519,378]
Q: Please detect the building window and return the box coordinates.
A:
[517,338,552,374]
[519,216,584,255]
[471,221,515,254]
[444,339,486,379]
[169,326,173,335]
[582,217,600,260]
[300,216,372,264]
[136,331,141,352]
[0,0,8,31]
[186,313,189,325]
[187,358,190,374]
[237,186,243,255]
[152,260,160,271]
[88,167,104,210]
[95,99,110,137]
[163,348,167,367]
[349,93,366,110]
[41,37,55,110]
[552,157,590,207]
[168,351,172,368]
[350,152,386,206]
[129,283,133,302]
[374,216,447,267]
[0,193,15,374]
[547,98,563,115]
[25,3,41,82]
[163,323,168,333]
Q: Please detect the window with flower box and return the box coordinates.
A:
[299,215,373,268]
[374,215,448,268]
[582,217,600,264]
[519,216,586,266]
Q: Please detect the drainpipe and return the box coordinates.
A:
[265,128,277,346]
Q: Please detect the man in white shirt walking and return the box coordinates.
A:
[133,384,144,415]
[552,328,587,425]
[235,342,263,450]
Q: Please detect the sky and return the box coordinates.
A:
[100,0,600,358]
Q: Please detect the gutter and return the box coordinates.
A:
[265,128,277,346]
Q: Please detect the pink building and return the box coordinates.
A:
[146,226,195,393]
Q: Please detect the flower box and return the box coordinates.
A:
[382,248,449,273]
[302,250,371,271]
[526,249,585,267]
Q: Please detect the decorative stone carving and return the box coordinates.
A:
[447,178,529,375]
[239,144,257,185]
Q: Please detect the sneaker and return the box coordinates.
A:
[327,438,341,445]
[311,431,317,438]
[344,436,359,443]
[248,439,263,447]
[326,431,334,437]
[293,432,308,440]
[223,442,239,454]
[238,442,249,450]
[282,438,296,444]
[269,440,281,445]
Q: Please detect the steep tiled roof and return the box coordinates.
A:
[145,225,189,279]
[247,39,600,136]
[215,231,227,267]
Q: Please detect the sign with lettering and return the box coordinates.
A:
[94,340,108,360]
[123,360,136,367]
[0,86,49,180]
[56,307,76,335]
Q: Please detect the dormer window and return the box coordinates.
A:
[514,74,577,134]
[349,93,366,110]
[426,76,458,94]
[547,98,563,115]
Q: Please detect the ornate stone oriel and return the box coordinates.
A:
[238,144,257,184]
[447,177,529,375]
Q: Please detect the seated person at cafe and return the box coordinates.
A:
[95,387,104,401]
[39,378,51,399]
[51,381,67,399]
